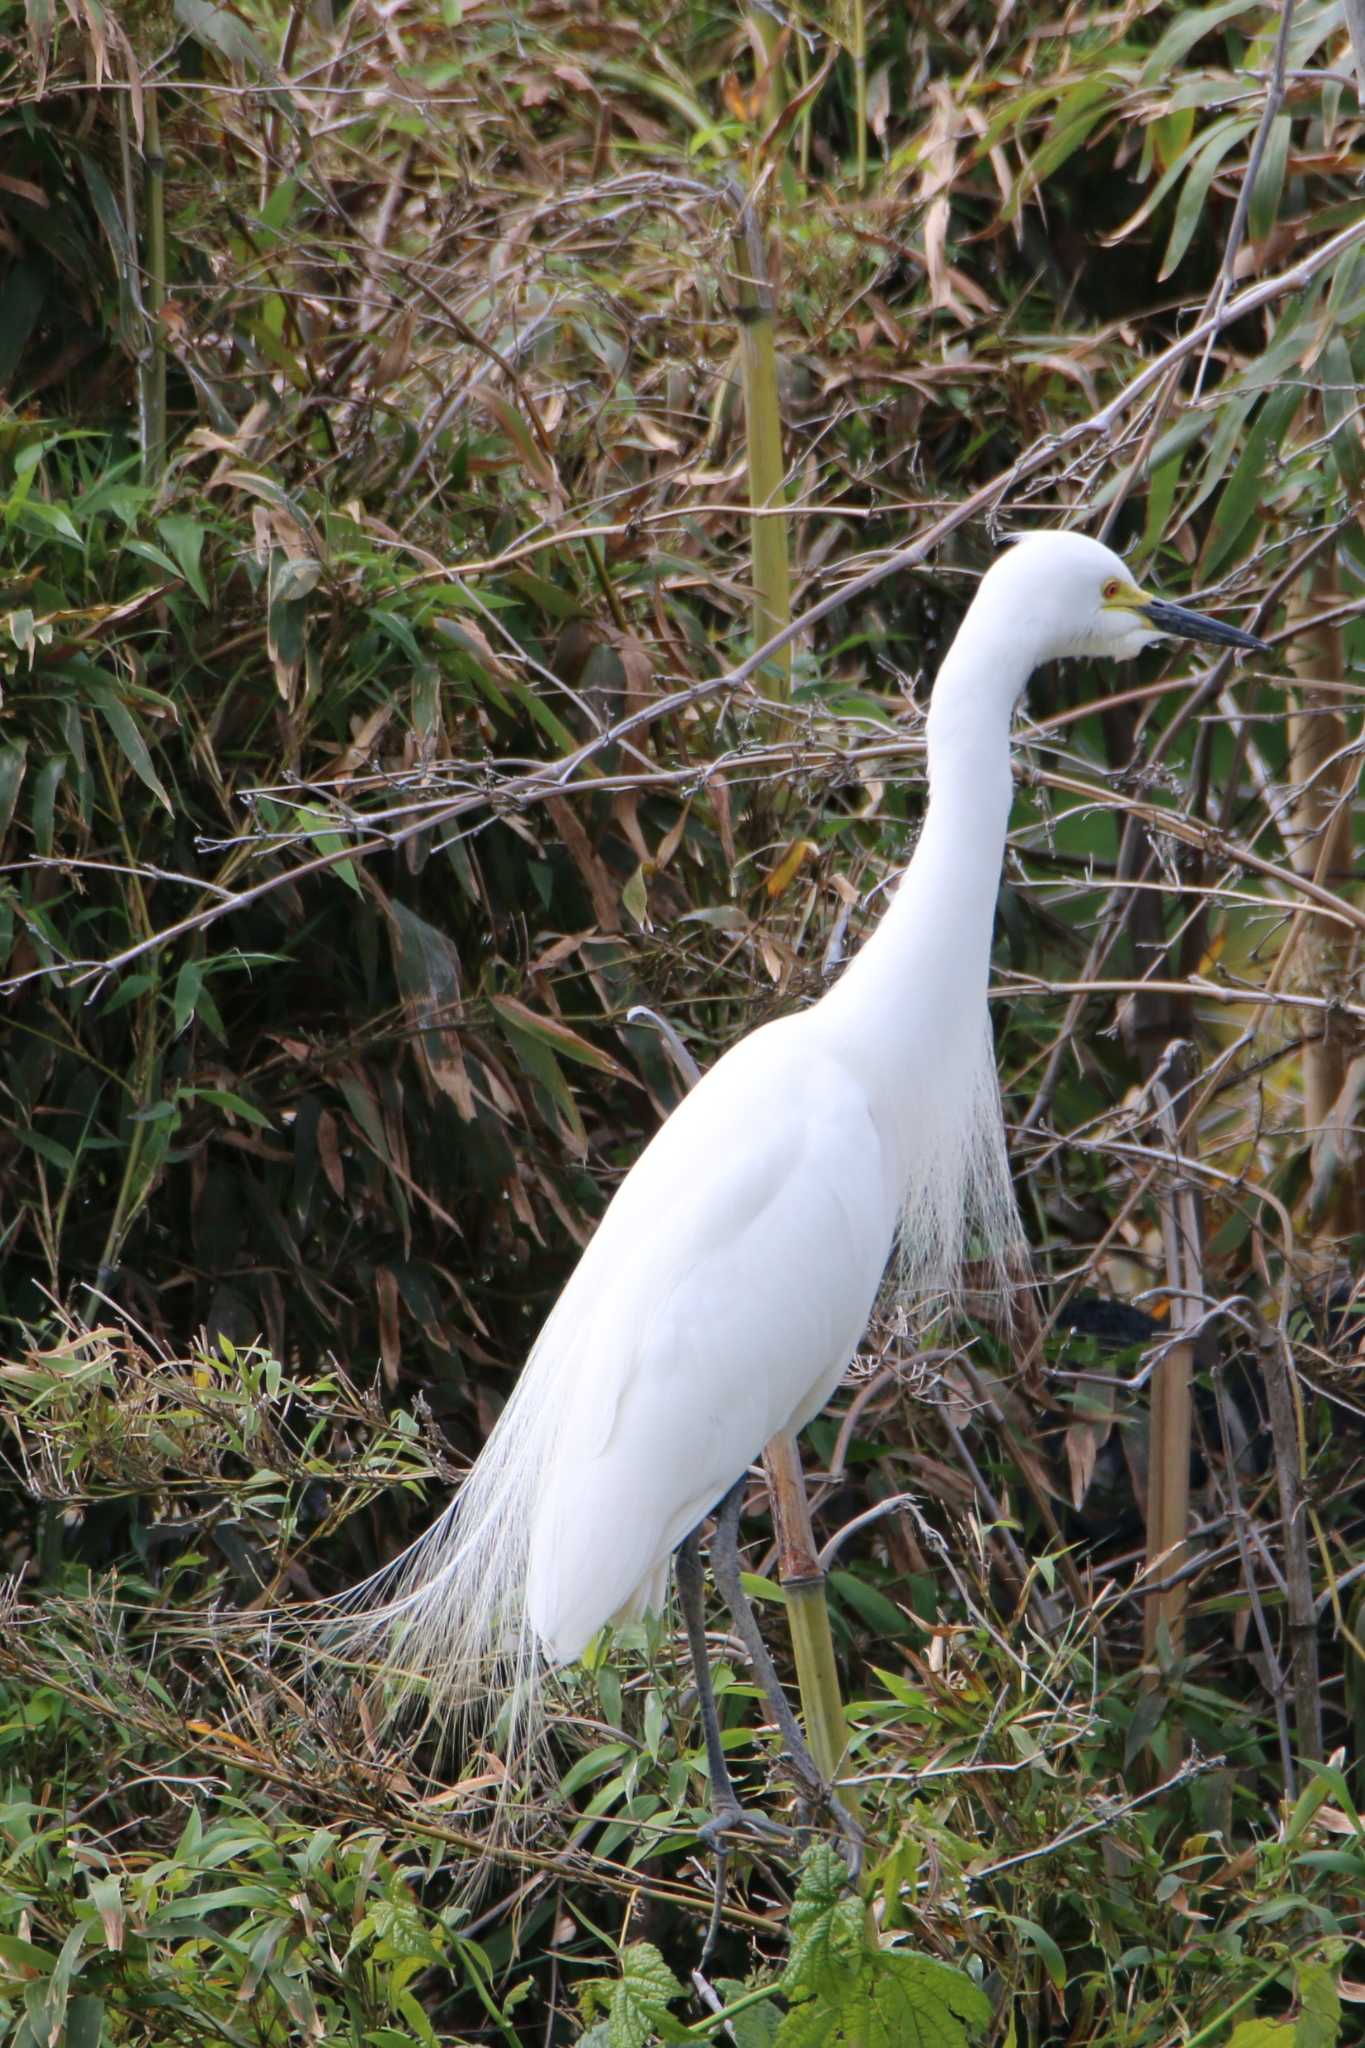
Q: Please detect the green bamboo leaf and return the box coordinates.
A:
[1203,382,1299,572]
[1107,113,1239,245]
[1142,450,1184,554]
[1181,392,1256,525]
[491,1003,591,1149]
[0,738,27,835]
[174,0,270,73]
[488,993,624,1076]
[1320,336,1365,494]
[65,1998,103,2048]
[190,1086,275,1131]
[156,513,210,605]
[998,1913,1067,1994]
[30,751,66,856]
[97,699,172,811]
[1248,114,1292,242]
[829,1567,911,1637]
[559,1741,630,1798]
[172,960,203,1036]
[1019,76,1116,202]
[1140,0,1261,85]
[1161,118,1253,278]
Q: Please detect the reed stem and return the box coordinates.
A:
[729,195,791,702]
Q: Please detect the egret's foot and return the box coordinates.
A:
[828,1792,865,1878]
[776,1760,864,1882]
[698,1800,793,1853]
[697,1801,795,1967]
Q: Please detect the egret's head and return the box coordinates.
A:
[981,530,1268,669]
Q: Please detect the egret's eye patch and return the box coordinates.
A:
[1102,578,1125,601]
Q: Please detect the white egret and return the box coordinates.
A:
[332,530,1266,1838]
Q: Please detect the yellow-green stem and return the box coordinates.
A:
[852,0,867,190]
[762,1432,861,1823]
[784,1576,851,1791]
[142,89,167,483]
[730,197,791,702]
[1144,1062,1198,1763]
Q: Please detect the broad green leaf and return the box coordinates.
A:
[559,1741,630,1798]
[594,1941,686,2048]
[156,513,210,605]
[1142,450,1184,554]
[782,1844,866,2000]
[778,1945,991,2048]
[295,803,361,895]
[715,1982,783,2048]
[15,1125,74,1171]
[0,1932,59,1970]
[1295,1960,1342,2048]
[65,1998,103,2048]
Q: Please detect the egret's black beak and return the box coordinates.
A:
[1138,598,1269,657]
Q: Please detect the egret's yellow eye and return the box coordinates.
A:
[1103,578,1125,601]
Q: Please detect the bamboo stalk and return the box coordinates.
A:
[716,197,858,1806]
[1144,1056,1200,1699]
[851,0,867,190]
[141,89,168,484]
[729,194,791,702]
[1285,588,1360,1242]
[762,1430,861,1821]
[1260,1329,1324,1769]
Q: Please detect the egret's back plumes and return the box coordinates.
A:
[324,1294,585,1770]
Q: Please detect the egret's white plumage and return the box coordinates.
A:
[331,531,1264,1751]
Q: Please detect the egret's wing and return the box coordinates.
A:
[524,1018,898,1660]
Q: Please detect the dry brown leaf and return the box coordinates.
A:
[1064,1417,1109,1511]
[918,83,958,312]
[316,1109,346,1200]
[545,793,620,933]
[375,1266,401,1389]
[335,704,394,789]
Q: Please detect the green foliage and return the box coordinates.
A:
[0,1789,528,2047]
[776,1847,988,2048]
[577,1943,691,2046]
[571,1851,987,2048]
[4,0,1365,2038]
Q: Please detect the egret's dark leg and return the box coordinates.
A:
[675,1525,746,1828]
[675,1519,788,1964]
[709,1479,863,1866]
[707,1478,825,1795]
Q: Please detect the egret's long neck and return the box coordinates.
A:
[815,611,1036,1146]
